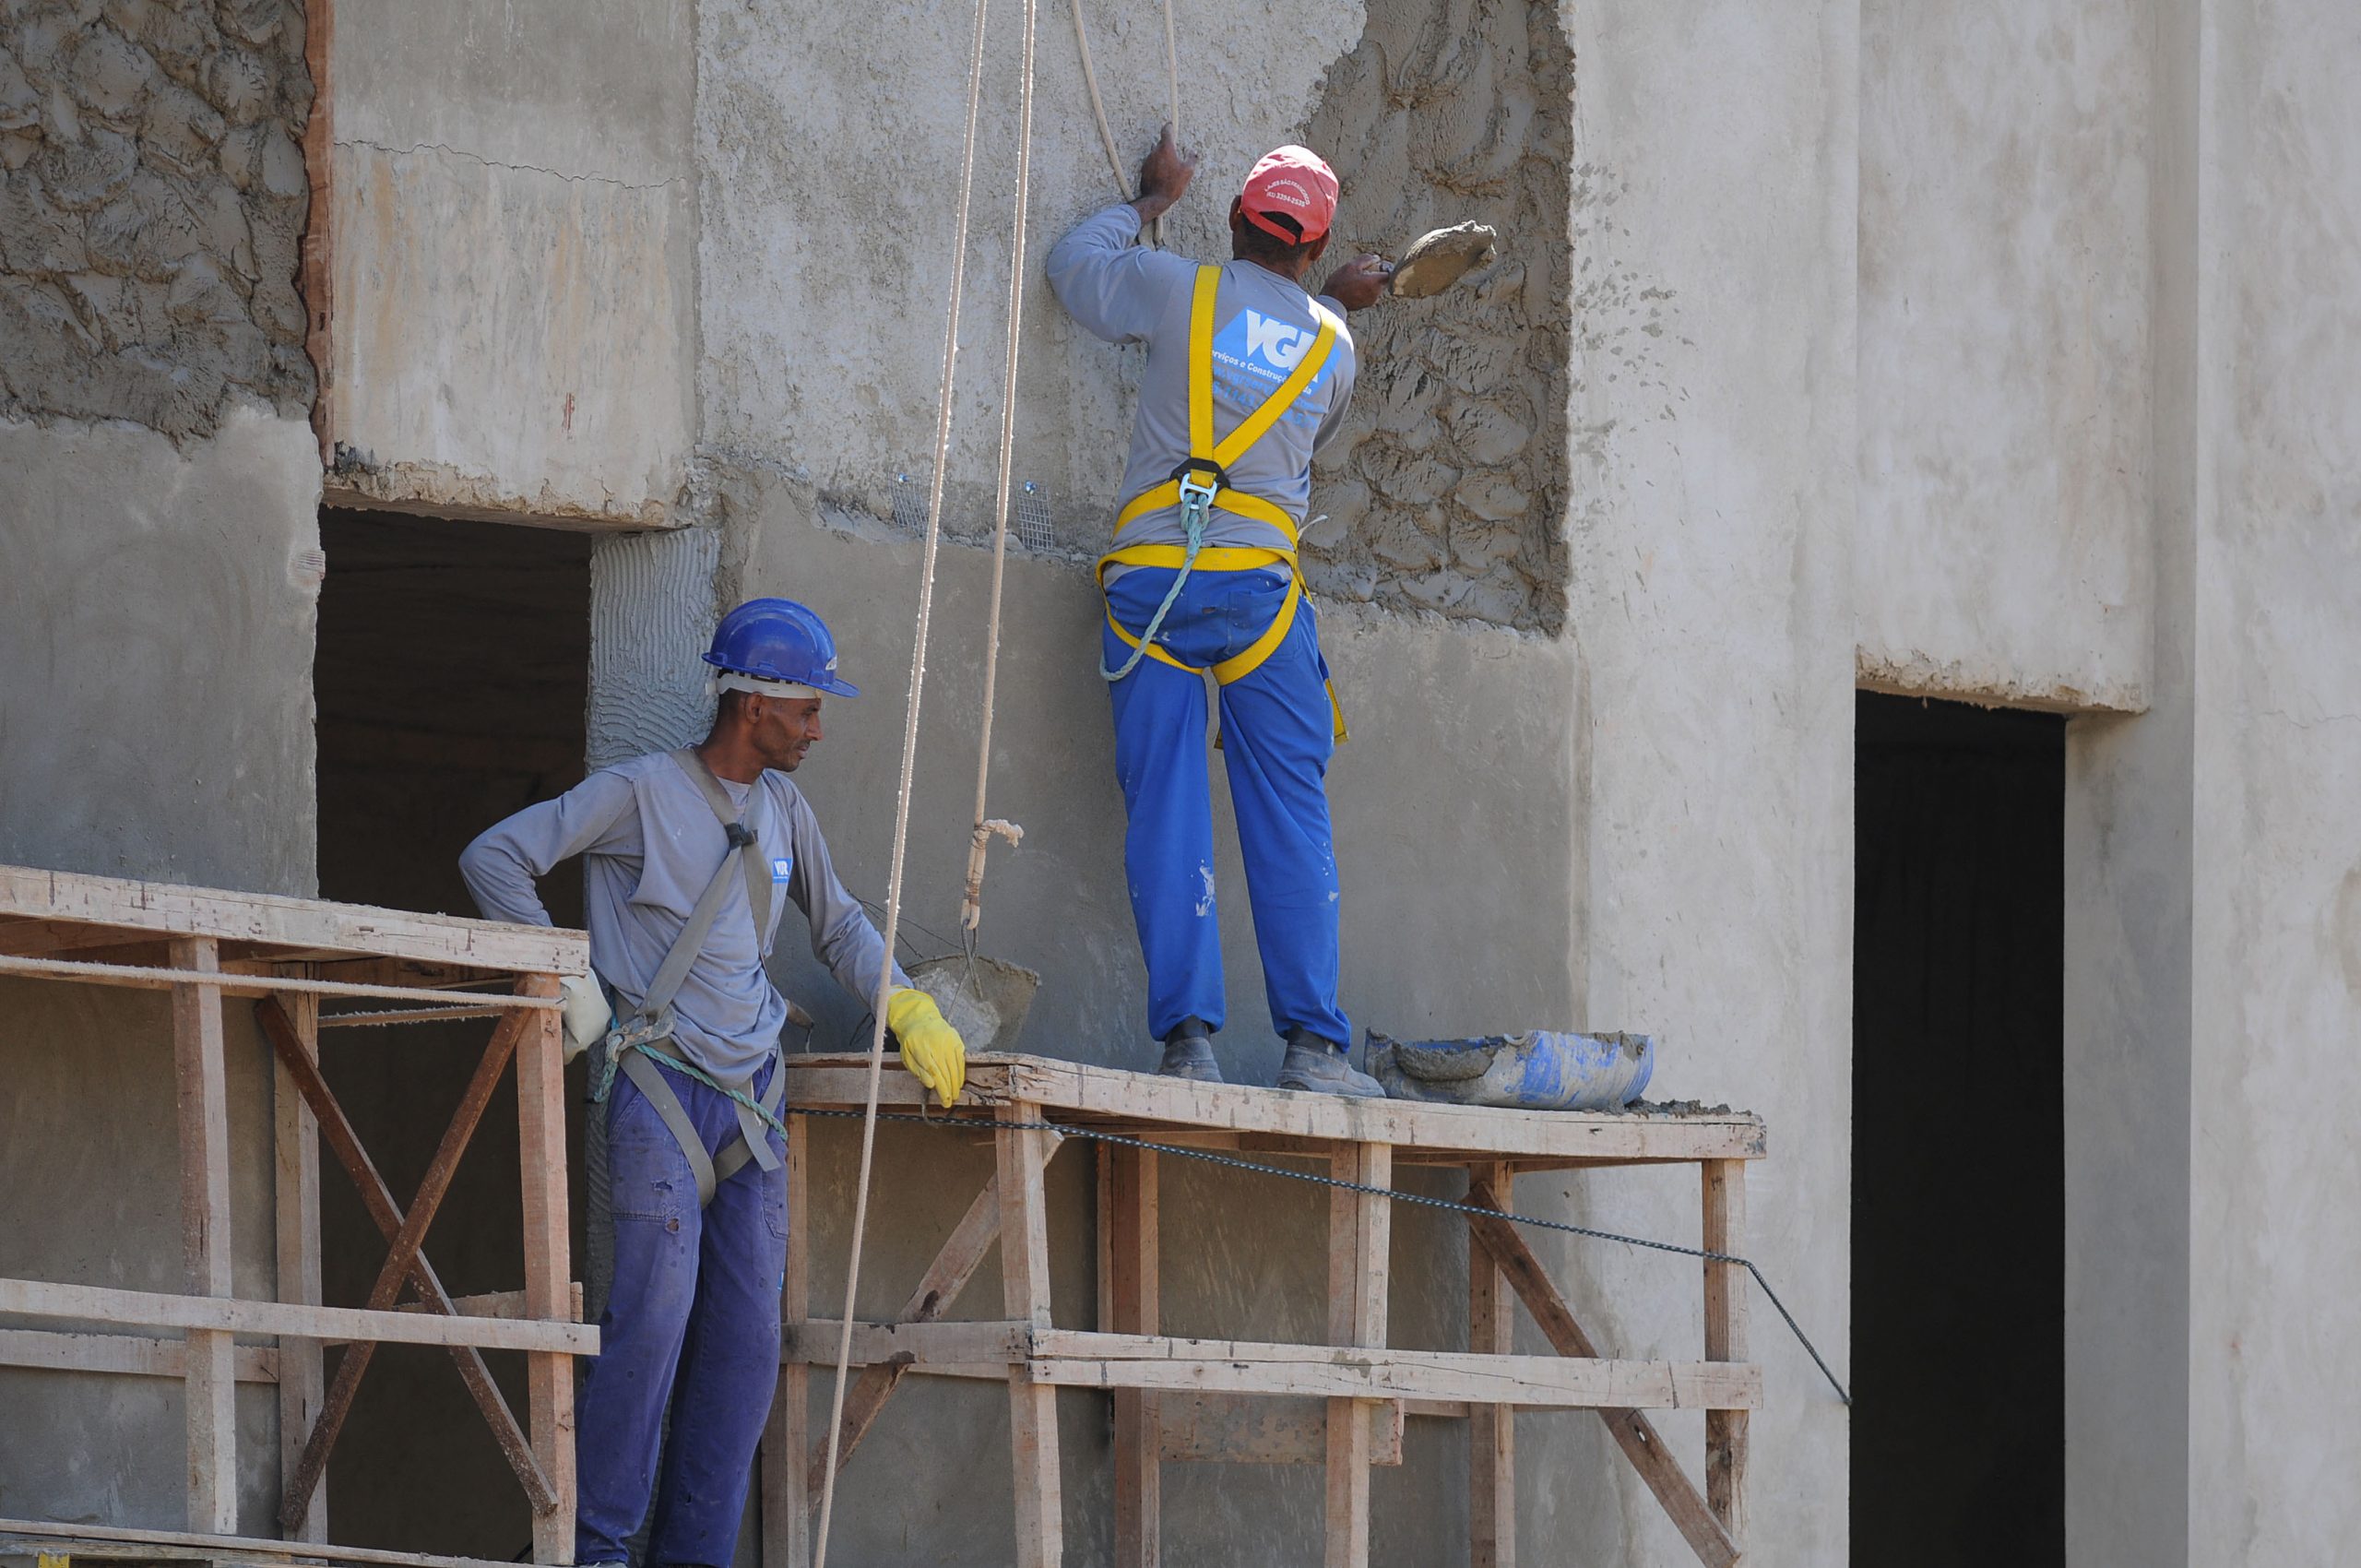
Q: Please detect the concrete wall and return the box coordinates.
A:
[2186,0,2361,1557]
[1559,2,1856,1561]
[1857,0,2153,712]
[321,0,695,527]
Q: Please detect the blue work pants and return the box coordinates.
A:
[1102,564,1351,1046]
[575,1054,787,1567]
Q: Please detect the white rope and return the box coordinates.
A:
[1155,0,1178,245]
[809,0,996,1552]
[1068,0,1128,194]
[963,0,1039,931]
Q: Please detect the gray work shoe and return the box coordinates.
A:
[1157,1024,1224,1083]
[1275,1035,1385,1099]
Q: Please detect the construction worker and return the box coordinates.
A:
[457,598,967,1568]
[1047,130,1392,1096]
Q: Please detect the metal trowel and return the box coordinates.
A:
[1386,221,1501,299]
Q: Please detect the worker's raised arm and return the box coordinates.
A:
[1046,125,1198,343]
[458,769,638,928]
[778,789,908,1007]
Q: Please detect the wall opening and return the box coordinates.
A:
[1853,693,2065,1565]
[311,507,592,1557]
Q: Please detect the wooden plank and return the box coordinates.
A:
[0,952,568,1008]
[1028,1333,1762,1411]
[794,1319,1031,1366]
[1325,1142,1390,1568]
[171,935,237,1537]
[0,1327,277,1383]
[762,1112,813,1568]
[271,988,328,1543]
[1702,1160,1750,1548]
[1463,1180,1737,1568]
[0,864,586,976]
[998,1102,1063,1568]
[516,975,576,1563]
[1468,1164,1515,1568]
[1107,1144,1159,1568]
[781,1056,1767,1165]
[256,998,555,1518]
[0,1277,596,1353]
[807,1173,1003,1494]
[0,1515,527,1568]
[390,1285,586,1324]
[1156,1394,1403,1466]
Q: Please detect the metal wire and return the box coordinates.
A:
[794,1102,1851,1407]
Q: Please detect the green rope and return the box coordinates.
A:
[591,1033,792,1142]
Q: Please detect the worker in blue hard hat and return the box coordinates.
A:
[1046,128,1391,1097]
[458,596,967,1568]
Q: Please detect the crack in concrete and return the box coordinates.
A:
[335,137,683,193]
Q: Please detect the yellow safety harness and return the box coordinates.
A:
[1097,266,1347,738]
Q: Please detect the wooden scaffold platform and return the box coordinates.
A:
[768,1051,1768,1568]
[0,866,594,1568]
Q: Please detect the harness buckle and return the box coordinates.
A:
[1171,459,1225,536]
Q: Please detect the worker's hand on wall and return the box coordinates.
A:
[1132,123,1198,222]
[886,986,969,1109]
[1321,254,1394,312]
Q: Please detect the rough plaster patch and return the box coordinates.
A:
[0,0,314,442]
[587,521,723,769]
[1300,0,1575,632]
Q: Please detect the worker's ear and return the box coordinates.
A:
[1228,196,1246,233]
[1307,232,1331,265]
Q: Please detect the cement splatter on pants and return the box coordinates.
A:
[575,1055,787,1567]
[1105,564,1350,1046]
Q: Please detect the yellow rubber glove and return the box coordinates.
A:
[886,986,967,1109]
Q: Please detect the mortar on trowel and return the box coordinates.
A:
[1366,1028,1654,1111]
[908,954,1040,1056]
[1385,221,1501,299]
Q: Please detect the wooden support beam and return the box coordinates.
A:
[0,1327,277,1383]
[257,998,555,1520]
[1026,1332,1762,1411]
[807,1172,1003,1497]
[0,1515,528,1568]
[1463,1180,1738,1568]
[998,1102,1063,1568]
[761,1112,813,1568]
[270,989,329,1542]
[280,1002,532,1532]
[171,935,237,1537]
[1702,1161,1750,1550]
[0,1278,595,1353]
[1156,1394,1403,1466]
[516,976,577,1563]
[1325,1142,1391,1568]
[1105,1144,1159,1568]
[0,952,568,1009]
[1468,1163,1515,1568]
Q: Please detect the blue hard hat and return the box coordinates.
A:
[703,598,859,697]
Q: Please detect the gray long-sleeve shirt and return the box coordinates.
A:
[1046,203,1358,561]
[458,749,906,1084]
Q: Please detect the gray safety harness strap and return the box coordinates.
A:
[599,749,789,1209]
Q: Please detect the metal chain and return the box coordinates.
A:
[791,1103,1852,1407]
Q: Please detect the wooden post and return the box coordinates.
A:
[1107,1145,1159,1568]
[998,1102,1062,1568]
[762,1112,813,1568]
[1323,1142,1391,1568]
[516,974,575,1564]
[1468,1163,1514,1568]
[1702,1160,1750,1548]
[271,986,327,1543]
[171,935,237,1536]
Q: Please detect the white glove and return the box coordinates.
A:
[559,972,611,1063]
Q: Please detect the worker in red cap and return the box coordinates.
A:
[1047,129,1392,1097]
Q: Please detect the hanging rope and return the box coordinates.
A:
[809,0,1001,1552]
[1068,0,1128,196]
[959,0,1039,937]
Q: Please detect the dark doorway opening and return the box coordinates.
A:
[1853,693,2065,1565]
[311,508,592,1557]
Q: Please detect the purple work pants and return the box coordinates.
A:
[575,1055,788,1568]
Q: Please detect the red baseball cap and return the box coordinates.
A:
[1240,146,1338,244]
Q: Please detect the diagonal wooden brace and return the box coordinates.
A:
[277,997,538,1532]
[1463,1180,1739,1568]
[807,1170,1003,1499]
[258,999,557,1522]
